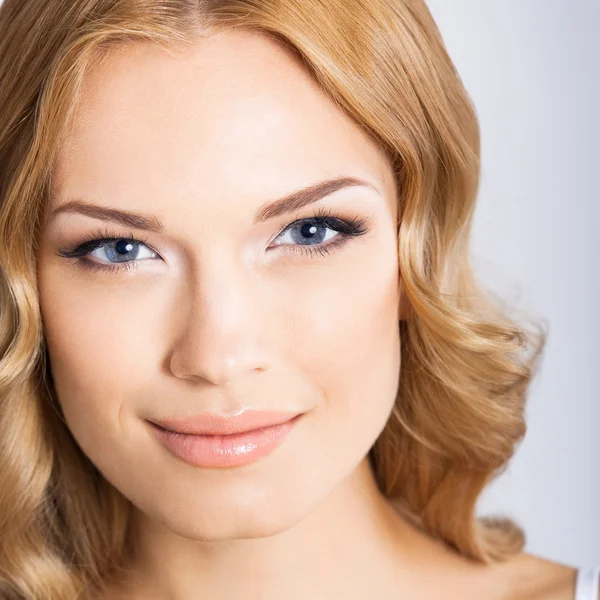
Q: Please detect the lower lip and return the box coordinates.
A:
[150,414,302,468]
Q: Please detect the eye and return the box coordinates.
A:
[87,238,157,264]
[270,210,369,259]
[56,207,371,274]
[274,219,339,247]
[56,227,158,274]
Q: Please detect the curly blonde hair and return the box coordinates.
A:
[0,1,547,598]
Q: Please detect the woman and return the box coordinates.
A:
[0,1,596,599]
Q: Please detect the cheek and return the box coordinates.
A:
[37,259,159,458]
[280,241,401,461]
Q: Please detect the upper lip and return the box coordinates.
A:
[149,409,302,436]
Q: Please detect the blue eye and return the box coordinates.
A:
[270,210,369,259]
[56,207,370,274]
[56,228,156,274]
[89,238,157,264]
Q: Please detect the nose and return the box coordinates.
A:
[167,257,272,386]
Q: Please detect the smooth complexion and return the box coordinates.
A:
[35,29,577,600]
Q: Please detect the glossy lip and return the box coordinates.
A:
[149,413,303,468]
[149,409,303,436]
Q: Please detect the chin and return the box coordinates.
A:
[149,494,313,542]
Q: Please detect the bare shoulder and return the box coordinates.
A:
[490,551,581,600]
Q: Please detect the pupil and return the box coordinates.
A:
[115,240,134,255]
[300,223,318,239]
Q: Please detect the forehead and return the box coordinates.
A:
[51,29,396,221]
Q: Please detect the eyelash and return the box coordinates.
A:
[56,206,371,275]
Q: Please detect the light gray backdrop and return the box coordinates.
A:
[1,0,597,570]
[424,0,599,568]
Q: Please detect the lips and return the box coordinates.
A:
[149,412,304,468]
[149,409,302,437]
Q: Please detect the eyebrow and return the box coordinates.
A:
[49,176,376,233]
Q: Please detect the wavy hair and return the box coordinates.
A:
[0,1,547,598]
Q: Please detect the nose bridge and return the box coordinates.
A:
[168,249,269,385]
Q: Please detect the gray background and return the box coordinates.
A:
[0,0,597,569]
[424,0,599,568]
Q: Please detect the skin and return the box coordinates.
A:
[35,29,580,600]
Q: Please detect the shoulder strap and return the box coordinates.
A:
[575,567,600,600]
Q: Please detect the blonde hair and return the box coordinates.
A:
[0,1,547,598]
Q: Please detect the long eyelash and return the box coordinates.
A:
[275,205,370,260]
[56,226,152,274]
[57,226,151,258]
[56,208,372,274]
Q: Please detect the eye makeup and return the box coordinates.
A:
[55,205,372,275]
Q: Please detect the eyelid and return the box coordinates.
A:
[56,226,156,259]
[56,206,372,272]
[272,207,366,240]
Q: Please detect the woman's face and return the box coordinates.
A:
[36,29,404,540]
